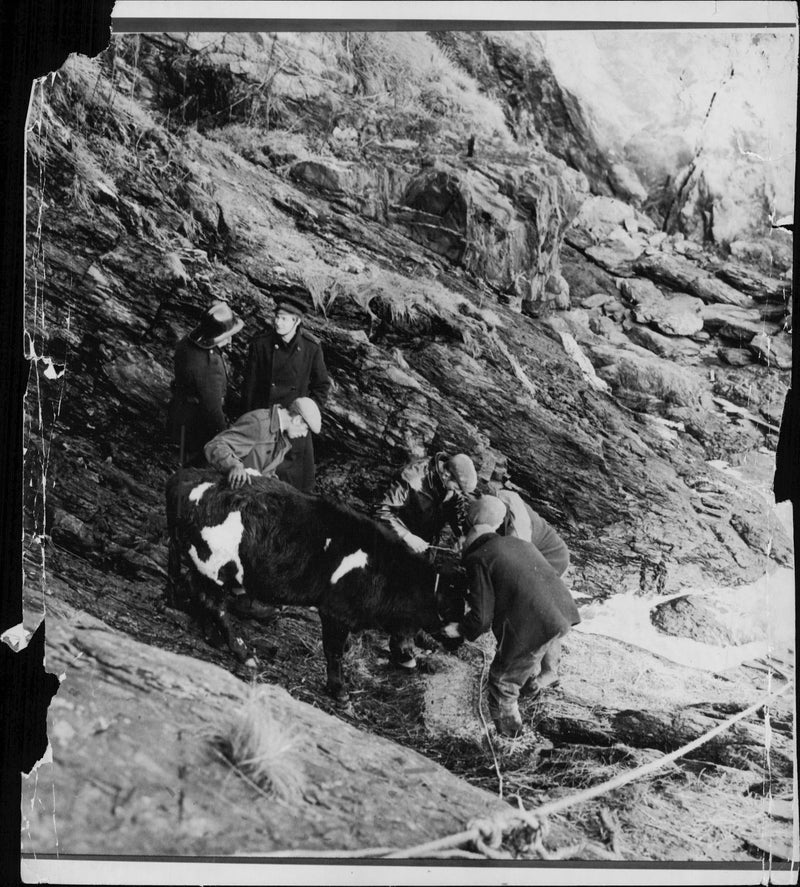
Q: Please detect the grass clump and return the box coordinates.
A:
[210,684,306,803]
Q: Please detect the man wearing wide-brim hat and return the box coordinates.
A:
[241,292,331,493]
[167,300,244,467]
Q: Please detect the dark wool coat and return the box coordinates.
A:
[376,452,469,543]
[167,336,230,463]
[461,533,581,657]
[241,326,331,492]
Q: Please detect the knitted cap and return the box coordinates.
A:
[447,454,478,494]
[466,495,507,530]
[290,397,322,434]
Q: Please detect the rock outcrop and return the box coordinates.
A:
[20,28,795,866]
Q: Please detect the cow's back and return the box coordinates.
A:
[169,470,333,603]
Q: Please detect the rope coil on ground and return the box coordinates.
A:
[380,679,793,860]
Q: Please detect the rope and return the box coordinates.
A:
[382,679,793,859]
[474,641,503,799]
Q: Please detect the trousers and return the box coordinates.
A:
[487,627,567,719]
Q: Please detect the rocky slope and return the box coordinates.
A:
[21,31,794,861]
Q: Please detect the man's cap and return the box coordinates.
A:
[189,300,244,348]
[447,454,478,494]
[466,495,507,530]
[290,397,322,434]
[275,293,311,317]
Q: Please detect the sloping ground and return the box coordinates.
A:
[21,584,795,863]
[21,597,509,857]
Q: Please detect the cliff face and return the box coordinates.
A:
[25,32,791,603]
[21,28,795,863]
[540,29,797,245]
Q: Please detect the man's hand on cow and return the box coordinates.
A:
[227,464,251,489]
[404,533,430,554]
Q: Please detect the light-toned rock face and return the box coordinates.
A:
[541,30,797,243]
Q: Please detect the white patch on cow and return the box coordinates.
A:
[442,622,462,639]
[188,482,215,504]
[330,549,368,584]
[324,538,331,550]
[188,511,245,586]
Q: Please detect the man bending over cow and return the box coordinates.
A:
[204,397,322,489]
[443,496,580,738]
[376,451,478,669]
[201,397,321,620]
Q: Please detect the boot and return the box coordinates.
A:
[494,710,524,737]
[229,595,279,624]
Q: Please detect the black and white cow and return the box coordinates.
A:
[165,468,465,701]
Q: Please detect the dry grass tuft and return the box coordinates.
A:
[210,684,306,803]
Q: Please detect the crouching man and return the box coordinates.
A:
[443,496,581,738]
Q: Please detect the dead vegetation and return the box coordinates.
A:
[209,683,307,804]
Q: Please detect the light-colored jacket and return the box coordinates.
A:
[204,406,290,476]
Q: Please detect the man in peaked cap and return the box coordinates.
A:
[376,450,478,669]
[441,495,581,738]
[167,300,245,467]
[241,292,331,493]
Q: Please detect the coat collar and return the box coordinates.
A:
[463,532,498,557]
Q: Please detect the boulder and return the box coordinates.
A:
[730,236,793,275]
[718,318,780,344]
[634,254,754,308]
[651,595,738,645]
[590,344,703,408]
[718,348,754,368]
[619,278,704,337]
[561,244,619,303]
[626,324,701,360]
[396,158,588,310]
[749,332,793,370]
[571,194,637,242]
[608,163,648,205]
[701,303,763,333]
[715,263,792,304]
[581,292,613,309]
[585,241,640,277]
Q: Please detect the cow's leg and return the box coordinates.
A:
[191,574,249,663]
[319,614,351,704]
[164,529,185,609]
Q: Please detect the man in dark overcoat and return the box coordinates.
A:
[444,496,581,737]
[241,294,330,492]
[167,300,244,466]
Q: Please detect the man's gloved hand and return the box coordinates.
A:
[404,533,429,554]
